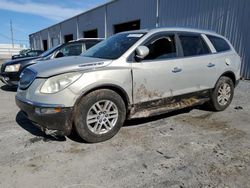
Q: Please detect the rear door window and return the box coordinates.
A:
[179,34,210,57]
[207,35,231,52]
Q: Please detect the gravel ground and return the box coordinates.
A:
[0,63,249,187]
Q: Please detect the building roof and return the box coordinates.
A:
[29,0,117,37]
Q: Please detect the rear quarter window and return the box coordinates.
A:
[207,35,231,52]
[179,35,210,57]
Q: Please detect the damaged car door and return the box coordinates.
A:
[131,33,184,104]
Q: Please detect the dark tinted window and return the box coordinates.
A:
[207,35,231,52]
[27,51,37,56]
[59,44,82,56]
[179,35,210,57]
[144,35,177,60]
[85,41,100,50]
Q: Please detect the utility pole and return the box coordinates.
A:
[10,20,14,48]
[156,0,159,28]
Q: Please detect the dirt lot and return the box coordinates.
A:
[0,59,250,187]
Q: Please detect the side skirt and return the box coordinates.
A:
[128,90,210,119]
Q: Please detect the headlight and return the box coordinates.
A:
[5,64,21,72]
[40,72,82,94]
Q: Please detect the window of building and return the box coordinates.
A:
[179,35,210,57]
[84,29,98,38]
[42,40,48,51]
[64,34,73,43]
[114,20,140,34]
[144,35,177,60]
[207,35,231,52]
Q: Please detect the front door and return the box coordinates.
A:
[131,33,184,104]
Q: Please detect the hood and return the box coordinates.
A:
[28,56,112,78]
[4,56,40,66]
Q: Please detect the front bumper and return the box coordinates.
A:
[15,96,73,136]
[0,72,19,86]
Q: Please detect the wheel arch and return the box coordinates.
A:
[74,84,131,110]
[218,71,236,87]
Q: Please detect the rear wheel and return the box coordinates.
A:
[207,76,234,111]
[74,89,126,143]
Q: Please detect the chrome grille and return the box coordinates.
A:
[19,68,37,90]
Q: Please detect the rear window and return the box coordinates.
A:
[179,35,210,57]
[207,35,231,52]
[85,41,100,50]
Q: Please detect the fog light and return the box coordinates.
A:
[4,77,9,81]
[35,107,62,114]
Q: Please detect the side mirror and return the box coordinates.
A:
[55,52,64,58]
[135,46,149,62]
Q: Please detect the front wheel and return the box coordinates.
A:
[74,89,126,143]
[207,76,234,111]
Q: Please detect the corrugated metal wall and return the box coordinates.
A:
[29,0,250,79]
[106,0,157,36]
[48,24,61,46]
[158,0,250,79]
[60,17,78,40]
[78,6,106,38]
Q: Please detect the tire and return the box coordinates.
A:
[74,89,126,143]
[207,76,234,111]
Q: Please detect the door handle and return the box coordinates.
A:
[207,63,215,68]
[172,67,182,73]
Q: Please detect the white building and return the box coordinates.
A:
[0,43,27,59]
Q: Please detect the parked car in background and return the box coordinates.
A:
[12,49,44,60]
[0,38,103,87]
[16,28,241,143]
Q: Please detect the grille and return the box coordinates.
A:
[19,68,37,90]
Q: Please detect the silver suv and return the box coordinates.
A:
[16,28,241,143]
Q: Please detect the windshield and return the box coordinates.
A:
[82,33,145,60]
[40,45,61,57]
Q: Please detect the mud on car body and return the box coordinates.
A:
[16,27,241,143]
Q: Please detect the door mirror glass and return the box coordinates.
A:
[55,52,64,58]
[135,46,149,61]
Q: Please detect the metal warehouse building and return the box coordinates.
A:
[29,0,250,79]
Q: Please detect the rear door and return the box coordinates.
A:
[176,33,217,93]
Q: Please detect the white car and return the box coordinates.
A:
[16,27,241,142]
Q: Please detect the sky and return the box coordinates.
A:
[0,0,109,46]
